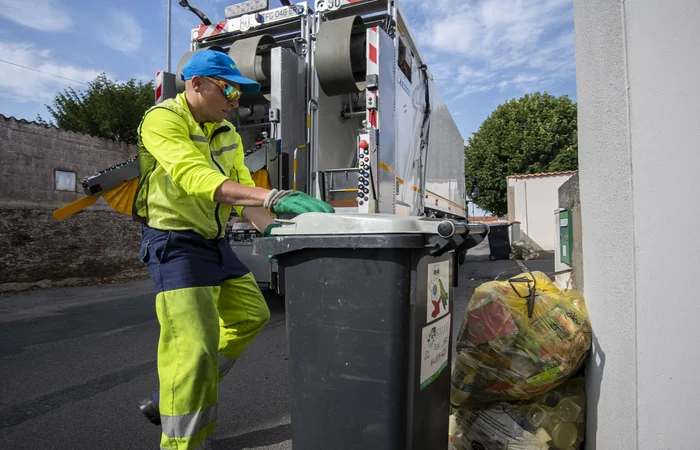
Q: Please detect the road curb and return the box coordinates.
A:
[514,259,529,273]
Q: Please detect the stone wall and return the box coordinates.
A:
[0,209,147,290]
[0,115,147,291]
[0,114,137,209]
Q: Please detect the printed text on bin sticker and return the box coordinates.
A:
[420,314,450,390]
[427,260,450,322]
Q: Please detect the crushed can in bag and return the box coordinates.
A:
[449,376,586,450]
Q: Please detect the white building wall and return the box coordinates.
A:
[508,174,573,251]
[574,0,700,448]
[510,177,527,226]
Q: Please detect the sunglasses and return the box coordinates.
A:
[204,77,242,101]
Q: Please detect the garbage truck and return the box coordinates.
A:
[54,0,469,292]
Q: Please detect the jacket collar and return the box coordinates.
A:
[175,92,225,137]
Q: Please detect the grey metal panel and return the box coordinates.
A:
[377,26,397,214]
[308,13,321,197]
[389,6,465,218]
[243,145,268,172]
[271,47,308,192]
[230,241,272,284]
[161,72,178,102]
[315,89,363,172]
[81,159,139,195]
[424,83,466,218]
[393,39,425,216]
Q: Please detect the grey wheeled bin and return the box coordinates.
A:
[253,213,488,450]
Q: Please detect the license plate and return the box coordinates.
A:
[316,0,367,12]
[231,2,306,32]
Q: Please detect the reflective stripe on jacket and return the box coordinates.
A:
[133,92,255,239]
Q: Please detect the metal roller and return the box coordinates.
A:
[175,49,200,93]
[315,15,367,97]
[228,35,276,103]
[175,46,228,93]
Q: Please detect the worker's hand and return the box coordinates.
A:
[264,189,335,215]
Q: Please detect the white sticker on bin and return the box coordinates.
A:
[427,260,450,322]
[420,314,451,390]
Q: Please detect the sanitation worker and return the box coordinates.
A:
[133,49,334,449]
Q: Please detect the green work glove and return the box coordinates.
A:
[262,223,283,260]
[263,223,282,237]
[264,189,335,215]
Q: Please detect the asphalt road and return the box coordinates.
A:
[0,239,549,449]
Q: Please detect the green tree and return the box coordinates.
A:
[38,73,154,145]
[465,92,578,216]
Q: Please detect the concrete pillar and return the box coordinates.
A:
[574,0,700,448]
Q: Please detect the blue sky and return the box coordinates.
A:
[402,0,577,139]
[0,0,577,142]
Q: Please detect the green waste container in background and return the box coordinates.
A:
[254,213,488,450]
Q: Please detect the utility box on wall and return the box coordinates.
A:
[559,209,573,266]
[554,208,573,290]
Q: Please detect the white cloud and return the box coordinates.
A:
[491,73,541,93]
[512,73,540,84]
[0,41,106,104]
[458,83,497,98]
[428,62,456,83]
[423,13,478,55]
[405,0,575,97]
[457,65,492,84]
[133,73,154,82]
[99,11,143,54]
[0,0,72,31]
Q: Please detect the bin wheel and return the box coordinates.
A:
[458,251,466,265]
[489,254,497,261]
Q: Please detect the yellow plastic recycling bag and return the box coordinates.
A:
[451,272,592,408]
[449,376,587,450]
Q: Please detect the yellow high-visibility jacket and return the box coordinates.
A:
[133,92,255,239]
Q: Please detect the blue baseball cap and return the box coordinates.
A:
[181,50,261,94]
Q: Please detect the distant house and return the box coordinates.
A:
[506,170,577,251]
